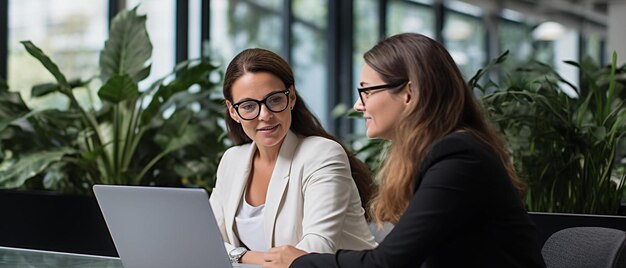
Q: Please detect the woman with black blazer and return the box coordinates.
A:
[262,33,546,268]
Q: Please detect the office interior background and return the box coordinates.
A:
[1,0,625,141]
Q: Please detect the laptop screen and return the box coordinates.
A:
[93,185,243,268]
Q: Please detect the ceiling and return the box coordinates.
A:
[461,0,611,34]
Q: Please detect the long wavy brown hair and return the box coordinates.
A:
[367,33,525,226]
[222,48,374,213]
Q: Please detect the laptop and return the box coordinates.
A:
[93,185,260,268]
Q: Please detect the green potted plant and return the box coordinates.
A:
[0,7,228,194]
[0,7,229,256]
[471,51,626,215]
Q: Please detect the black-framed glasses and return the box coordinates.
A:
[357,80,408,105]
[232,90,291,120]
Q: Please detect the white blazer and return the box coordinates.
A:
[209,131,377,254]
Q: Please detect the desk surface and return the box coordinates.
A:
[0,246,122,267]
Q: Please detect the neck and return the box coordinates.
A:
[255,143,281,164]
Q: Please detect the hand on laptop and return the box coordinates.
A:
[263,245,307,268]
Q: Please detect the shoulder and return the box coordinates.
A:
[424,132,495,164]
[297,135,346,156]
[291,135,349,169]
[221,143,253,160]
[419,132,502,181]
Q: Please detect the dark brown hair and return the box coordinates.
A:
[222,48,374,212]
[366,33,524,226]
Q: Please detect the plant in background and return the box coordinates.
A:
[472,51,626,214]
[332,104,390,180]
[0,7,229,194]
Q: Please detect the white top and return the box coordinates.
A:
[235,198,267,252]
[210,131,377,254]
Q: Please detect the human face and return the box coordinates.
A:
[354,64,409,140]
[227,72,296,150]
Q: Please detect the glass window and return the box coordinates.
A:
[553,27,580,95]
[354,0,379,84]
[8,0,107,109]
[444,11,485,79]
[353,0,380,135]
[498,19,533,70]
[126,0,175,88]
[292,0,328,128]
[387,1,434,39]
[189,0,202,59]
[210,0,282,66]
[584,33,603,65]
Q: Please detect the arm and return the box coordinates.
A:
[291,150,485,267]
[295,141,356,253]
[209,149,237,254]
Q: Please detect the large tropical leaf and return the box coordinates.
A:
[98,74,140,104]
[0,90,30,132]
[140,60,218,126]
[20,41,70,92]
[31,79,89,98]
[0,148,76,188]
[99,6,152,83]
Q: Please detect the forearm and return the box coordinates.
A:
[241,250,265,264]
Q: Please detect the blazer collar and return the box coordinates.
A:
[224,131,300,248]
[264,130,299,248]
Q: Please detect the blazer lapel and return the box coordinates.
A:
[264,131,299,248]
[224,143,256,245]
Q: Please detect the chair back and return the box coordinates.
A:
[542,226,626,268]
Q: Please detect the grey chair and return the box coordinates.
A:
[541,226,626,268]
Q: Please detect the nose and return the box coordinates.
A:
[257,104,273,121]
[353,99,365,112]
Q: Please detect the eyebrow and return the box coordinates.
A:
[234,89,286,103]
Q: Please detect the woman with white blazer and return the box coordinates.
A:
[209,48,377,265]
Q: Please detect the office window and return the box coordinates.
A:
[584,33,603,65]
[553,27,580,94]
[126,0,175,88]
[7,0,107,109]
[444,11,485,79]
[352,0,380,135]
[292,0,328,127]
[499,19,533,65]
[387,1,434,39]
[354,0,379,80]
[210,0,282,66]
[188,0,202,59]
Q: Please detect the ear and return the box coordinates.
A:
[289,86,297,110]
[225,100,240,123]
[403,81,413,104]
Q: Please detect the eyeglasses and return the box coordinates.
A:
[232,90,291,120]
[357,80,408,105]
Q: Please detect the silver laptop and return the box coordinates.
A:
[93,185,259,268]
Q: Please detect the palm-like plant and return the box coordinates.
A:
[0,7,228,194]
[472,52,626,214]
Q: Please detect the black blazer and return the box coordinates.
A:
[292,132,546,268]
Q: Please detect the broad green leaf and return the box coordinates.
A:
[154,110,193,149]
[31,83,60,97]
[141,61,217,126]
[20,41,69,91]
[164,124,202,153]
[0,90,30,123]
[100,6,152,83]
[98,74,139,104]
[0,148,76,188]
[31,79,88,98]
[42,162,66,190]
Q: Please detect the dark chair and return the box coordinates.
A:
[541,227,626,268]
